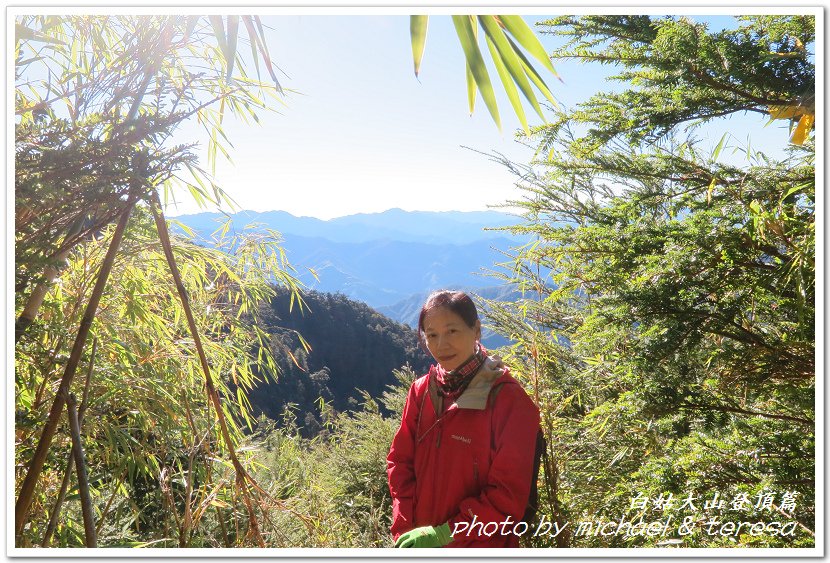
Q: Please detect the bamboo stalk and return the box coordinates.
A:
[159,467,182,541]
[148,191,265,547]
[15,192,138,540]
[15,221,83,343]
[180,449,196,547]
[216,504,230,547]
[41,338,97,546]
[66,393,96,547]
[41,453,74,547]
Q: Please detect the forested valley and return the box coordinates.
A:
[245,287,431,437]
[14,14,815,549]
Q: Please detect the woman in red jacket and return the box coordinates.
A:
[387,290,541,548]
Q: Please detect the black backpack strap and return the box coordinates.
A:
[523,429,546,525]
[427,371,443,417]
[487,380,546,526]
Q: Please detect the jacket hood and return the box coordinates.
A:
[454,356,513,410]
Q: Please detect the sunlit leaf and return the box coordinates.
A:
[252,15,283,92]
[712,132,728,162]
[452,15,500,129]
[506,35,558,107]
[790,113,814,145]
[768,104,808,120]
[15,22,65,45]
[464,63,477,115]
[225,16,239,82]
[485,33,529,134]
[707,177,717,205]
[479,15,545,121]
[497,15,558,78]
[410,15,428,77]
[241,16,262,82]
[183,15,199,42]
[208,16,228,60]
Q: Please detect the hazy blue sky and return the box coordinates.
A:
[164,13,795,220]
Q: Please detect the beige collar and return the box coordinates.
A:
[454,356,506,410]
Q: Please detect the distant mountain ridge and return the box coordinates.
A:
[172,208,525,245]
[173,208,530,310]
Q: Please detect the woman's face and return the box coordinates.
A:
[422,306,481,372]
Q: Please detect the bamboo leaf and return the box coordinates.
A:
[241,16,262,82]
[296,331,312,353]
[183,16,199,43]
[497,15,558,77]
[712,132,728,162]
[485,33,529,135]
[208,16,228,60]
[225,16,239,82]
[479,15,544,121]
[768,104,805,120]
[465,63,476,115]
[462,18,478,114]
[452,15,500,129]
[15,22,65,45]
[781,183,808,202]
[410,15,428,77]
[253,15,283,92]
[507,35,558,107]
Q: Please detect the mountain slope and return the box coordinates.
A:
[249,287,432,435]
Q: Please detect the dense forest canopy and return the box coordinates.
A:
[246,287,431,436]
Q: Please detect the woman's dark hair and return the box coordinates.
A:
[417,290,479,349]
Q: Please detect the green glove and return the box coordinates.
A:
[394,522,452,548]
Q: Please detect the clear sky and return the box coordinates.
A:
[163,12,795,220]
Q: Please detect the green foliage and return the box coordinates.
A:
[535,15,814,151]
[14,15,286,330]
[14,208,301,547]
[14,15,283,173]
[16,13,816,549]
[247,367,417,547]
[14,15,299,547]
[485,15,814,548]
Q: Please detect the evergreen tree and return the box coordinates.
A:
[487,15,815,547]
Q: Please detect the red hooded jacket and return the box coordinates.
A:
[387,357,541,548]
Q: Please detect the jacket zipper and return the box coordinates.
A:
[473,460,479,483]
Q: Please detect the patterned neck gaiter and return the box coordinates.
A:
[432,343,487,397]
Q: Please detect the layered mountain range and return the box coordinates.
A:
[172,208,529,325]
